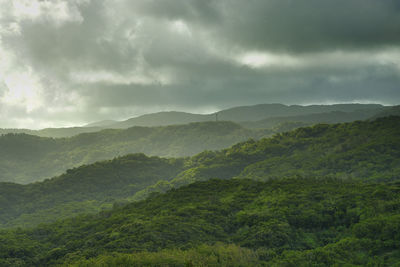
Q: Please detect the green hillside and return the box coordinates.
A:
[0,117,399,229]
[240,109,382,129]
[371,105,400,119]
[1,178,399,266]
[0,154,184,228]
[0,121,270,184]
[162,116,400,192]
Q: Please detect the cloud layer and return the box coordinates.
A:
[0,0,399,128]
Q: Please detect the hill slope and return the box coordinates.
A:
[0,154,184,228]
[241,109,382,129]
[371,105,400,119]
[0,121,270,184]
[163,116,400,191]
[0,117,399,229]
[1,178,399,266]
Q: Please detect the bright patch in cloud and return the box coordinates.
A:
[11,0,84,25]
[2,69,43,112]
[171,20,192,36]
[69,70,172,86]
[238,52,302,68]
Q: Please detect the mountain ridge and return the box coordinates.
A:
[0,103,391,138]
[86,103,388,129]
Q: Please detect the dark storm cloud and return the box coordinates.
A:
[3,0,139,77]
[0,0,399,128]
[83,62,400,110]
[131,0,222,24]
[133,0,400,53]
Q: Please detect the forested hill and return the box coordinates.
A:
[0,154,184,228]
[0,116,399,229]
[371,105,400,119]
[1,178,399,266]
[87,103,386,129]
[240,109,381,129]
[0,121,271,184]
[165,115,400,188]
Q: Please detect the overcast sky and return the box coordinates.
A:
[0,0,399,128]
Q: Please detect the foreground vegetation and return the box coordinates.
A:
[1,178,399,266]
[0,116,399,266]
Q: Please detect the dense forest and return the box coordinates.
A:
[1,178,399,266]
[0,116,399,266]
[0,116,399,230]
[163,116,400,190]
[0,121,271,184]
[0,154,184,228]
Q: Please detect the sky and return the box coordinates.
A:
[0,0,399,129]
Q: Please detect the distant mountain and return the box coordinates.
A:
[84,120,118,128]
[0,127,103,138]
[84,103,388,129]
[84,111,214,130]
[111,111,214,128]
[0,104,390,138]
[0,121,271,184]
[0,116,399,229]
[216,103,385,121]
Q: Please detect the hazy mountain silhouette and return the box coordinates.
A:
[85,103,387,129]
